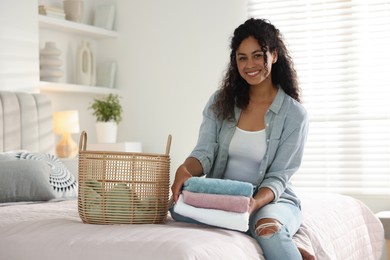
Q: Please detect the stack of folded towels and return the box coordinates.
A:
[173,177,254,232]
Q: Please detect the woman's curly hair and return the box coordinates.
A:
[212,18,300,120]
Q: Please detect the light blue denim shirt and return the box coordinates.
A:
[189,87,308,207]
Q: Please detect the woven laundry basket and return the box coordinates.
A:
[77,131,171,224]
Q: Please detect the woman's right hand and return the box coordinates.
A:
[171,165,192,203]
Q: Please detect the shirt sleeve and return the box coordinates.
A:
[189,93,220,175]
[258,108,309,201]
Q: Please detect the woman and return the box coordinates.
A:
[171,18,309,260]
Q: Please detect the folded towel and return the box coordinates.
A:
[84,181,163,218]
[183,177,253,197]
[173,194,250,232]
[84,186,103,218]
[182,190,250,213]
[85,179,103,195]
[106,183,139,216]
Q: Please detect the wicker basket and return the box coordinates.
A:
[77,131,171,224]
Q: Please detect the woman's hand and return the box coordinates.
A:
[170,165,192,203]
[249,197,260,214]
[249,187,275,215]
[171,157,203,204]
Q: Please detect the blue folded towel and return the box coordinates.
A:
[183,177,253,197]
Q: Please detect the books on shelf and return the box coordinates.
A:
[39,5,66,20]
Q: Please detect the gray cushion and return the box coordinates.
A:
[0,152,78,203]
[0,154,17,161]
[0,160,56,203]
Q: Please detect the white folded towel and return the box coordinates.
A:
[174,195,250,232]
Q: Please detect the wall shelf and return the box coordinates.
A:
[38,14,119,94]
[39,81,119,94]
[38,15,118,39]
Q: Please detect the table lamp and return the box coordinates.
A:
[53,110,80,158]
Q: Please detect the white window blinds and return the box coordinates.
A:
[248,0,390,195]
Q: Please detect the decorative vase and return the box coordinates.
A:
[76,41,92,85]
[40,42,64,82]
[96,121,117,143]
[63,0,84,23]
[88,42,96,86]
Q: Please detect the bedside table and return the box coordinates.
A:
[87,142,142,152]
[377,211,390,260]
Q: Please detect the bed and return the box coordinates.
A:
[0,91,385,260]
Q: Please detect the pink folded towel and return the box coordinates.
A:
[182,190,250,213]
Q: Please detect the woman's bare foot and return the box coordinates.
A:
[298,247,316,260]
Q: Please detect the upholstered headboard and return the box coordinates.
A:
[0,91,54,153]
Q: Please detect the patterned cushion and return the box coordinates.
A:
[16,152,78,198]
[0,152,77,203]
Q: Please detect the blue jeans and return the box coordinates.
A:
[249,202,302,260]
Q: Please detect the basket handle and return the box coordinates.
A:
[165,134,172,155]
[79,131,88,152]
[78,131,170,154]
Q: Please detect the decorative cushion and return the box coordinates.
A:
[0,160,55,203]
[0,152,78,203]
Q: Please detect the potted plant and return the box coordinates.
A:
[89,93,122,143]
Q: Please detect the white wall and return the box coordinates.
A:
[105,1,248,180]
[0,0,247,180]
[0,0,39,91]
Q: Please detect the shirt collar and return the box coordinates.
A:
[268,87,285,115]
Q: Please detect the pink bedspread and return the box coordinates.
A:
[0,193,384,260]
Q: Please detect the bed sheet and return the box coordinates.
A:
[0,199,263,260]
[0,193,384,260]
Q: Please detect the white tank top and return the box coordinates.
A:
[224,127,267,185]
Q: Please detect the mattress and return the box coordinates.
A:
[0,193,384,260]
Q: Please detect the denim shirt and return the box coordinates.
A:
[189,87,308,207]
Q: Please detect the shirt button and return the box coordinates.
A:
[266,139,269,143]
[266,123,269,127]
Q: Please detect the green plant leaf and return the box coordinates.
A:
[88,94,123,124]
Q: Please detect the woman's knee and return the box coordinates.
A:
[254,218,282,237]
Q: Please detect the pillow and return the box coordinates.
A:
[0,153,18,161]
[16,152,78,199]
[0,160,56,203]
[0,152,78,203]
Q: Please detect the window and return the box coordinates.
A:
[248,0,390,195]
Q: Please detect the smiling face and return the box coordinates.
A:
[236,36,277,88]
